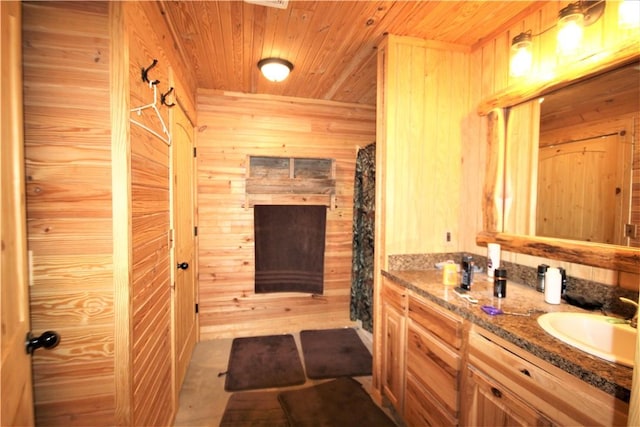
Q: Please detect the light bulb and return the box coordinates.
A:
[510,33,533,77]
[557,4,584,55]
[619,0,640,30]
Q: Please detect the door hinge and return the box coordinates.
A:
[195,303,199,314]
[193,147,197,158]
[194,226,198,236]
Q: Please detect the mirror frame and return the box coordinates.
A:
[477,41,640,274]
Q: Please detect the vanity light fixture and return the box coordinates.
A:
[509,1,608,76]
[618,0,640,29]
[557,2,585,55]
[257,58,293,82]
[510,32,533,77]
[557,1,606,55]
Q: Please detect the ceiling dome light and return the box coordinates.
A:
[257,58,293,82]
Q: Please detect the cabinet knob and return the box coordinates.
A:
[520,368,531,377]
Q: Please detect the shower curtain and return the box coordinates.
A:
[350,143,375,333]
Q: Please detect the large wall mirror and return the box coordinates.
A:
[477,49,640,274]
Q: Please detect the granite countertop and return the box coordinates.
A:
[382,269,634,403]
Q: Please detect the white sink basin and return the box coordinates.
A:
[537,312,637,367]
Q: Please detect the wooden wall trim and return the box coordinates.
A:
[476,231,640,274]
[110,2,133,425]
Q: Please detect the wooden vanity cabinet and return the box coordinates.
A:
[462,327,629,427]
[404,293,463,427]
[379,277,629,427]
[381,277,407,411]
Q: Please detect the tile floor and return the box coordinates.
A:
[173,328,397,426]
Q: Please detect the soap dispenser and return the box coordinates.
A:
[544,267,562,304]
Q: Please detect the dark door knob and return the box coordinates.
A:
[25,331,60,355]
[177,262,189,270]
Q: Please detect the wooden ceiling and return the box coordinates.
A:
[540,61,640,136]
[161,1,545,105]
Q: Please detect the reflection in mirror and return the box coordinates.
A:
[505,61,640,247]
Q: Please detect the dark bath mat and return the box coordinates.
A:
[278,377,396,427]
[224,334,306,391]
[299,328,372,379]
[219,390,289,427]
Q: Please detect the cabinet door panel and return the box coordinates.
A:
[382,303,405,410]
[464,366,553,427]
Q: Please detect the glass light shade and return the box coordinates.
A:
[619,0,640,29]
[510,33,533,77]
[557,4,584,55]
[258,58,293,82]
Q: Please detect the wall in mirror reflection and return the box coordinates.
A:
[504,61,639,247]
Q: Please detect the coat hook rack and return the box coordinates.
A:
[130,80,171,145]
[142,59,160,85]
[161,87,176,108]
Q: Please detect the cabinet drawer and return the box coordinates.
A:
[468,329,628,426]
[405,372,456,427]
[382,277,406,312]
[408,294,462,349]
[406,322,460,418]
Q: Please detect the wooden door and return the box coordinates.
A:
[171,104,197,395]
[537,134,621,244]
[1,2,34,425]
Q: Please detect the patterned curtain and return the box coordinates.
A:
[350,143,375,332]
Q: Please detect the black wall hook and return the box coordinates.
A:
[142,59,160,85]
[161,87,176,108]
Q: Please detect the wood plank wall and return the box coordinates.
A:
[378,35,471,259]
[126,4,174,425]
[125,2,197,425]
[23,1,197,425]
[22,2,116,425]
[196,90,376,339]
[464,0,639,285]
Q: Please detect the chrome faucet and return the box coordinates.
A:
[619,297,639,329]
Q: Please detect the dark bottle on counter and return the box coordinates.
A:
[461,255,474,290]
[494,268,507,298]
[558,267,567,295]
[536,264,549,292]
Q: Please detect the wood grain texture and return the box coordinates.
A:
[125,2,176,424]
[196,90,375,339]
[23,1,196,425]
[477,231,640,274]
[161,1,541,105]
[378,35,469,256]
[23,3,116,425]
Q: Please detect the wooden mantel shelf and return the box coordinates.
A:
[245,155,336,209]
